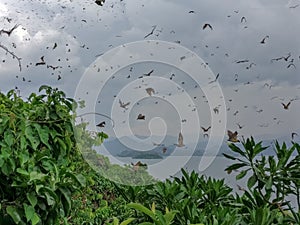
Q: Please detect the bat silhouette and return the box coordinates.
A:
[236,123,244,129]
[227,130,240,142]
[287,63,296,69]
[260,35,269,44]
[95,0,105,6]
[143,69,154,76]
[240,16,247,23]
[208,73,219,84]
[201,126,211,132]
[235,60,249,64]
[0,24,19,36]
[203,23,213,30]
[144,25,157,39]
[146,87,155,96]
[289,4,299,8]
[137,114,145,120]
[281,101,291,110]
[96,121,106,127]
[292,132,298,140]
[174,132,185,147]
[119,99,130,109]
[35,56,46,66]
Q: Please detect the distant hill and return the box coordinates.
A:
[99,133,298,159]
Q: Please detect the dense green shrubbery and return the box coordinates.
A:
[0,86,86,224]
[1,86,299,224]
[117,139,300,225]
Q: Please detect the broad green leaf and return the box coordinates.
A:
[44,192,56,206]
[0,158,4,167]
[228,143,246,157]
[6,206,21,224]
[222,153,237,160]
[62,171,86,187]
[225,163,248,172]
[4,131,14,146]
[39,187,58,206]
[1,147,10,159]
[112,217,119,225]
[31,213,40,225]
[265,176,273,190]
[27,192,38,207]
[24,203,35,222]
[25,126,40,150]
[29,171,47,182]
[128,203,156,220]
[20,136,27,150]
[236,170,248,180]
[1,162,12,175]
[74,174,86,187]
[33,124,51,149]
[19,151,30,167]
[17,168,29,176]
[164,210,178,224]
[247,175,257,189]
[59,187,72,215]
[120,218,135,225]
[56,137,67,156]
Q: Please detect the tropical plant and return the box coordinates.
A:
[224,137,300,224]
[128,202,178,225]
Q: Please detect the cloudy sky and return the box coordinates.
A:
[1,0,300,155]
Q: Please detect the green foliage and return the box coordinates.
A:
[0,86,86,224]
[128,202,178,225]
[224,137,300,224]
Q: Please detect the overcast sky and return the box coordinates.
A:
[1,0,300,150]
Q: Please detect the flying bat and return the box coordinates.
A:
[0,24,19,36]
[260,35,269,44]
[95,0,105,6]
[174,132,185,147]
[96,121,106,127]
[119,99,130,109]
[35,56,46,66]
[143,69,154,76]
[203,23,213,30]
[281,101,291,110]
[144,25,157,39]
[201,126,211,132]
[208,73,219,84]
[137,114,145,120]
[227,130,240,142]
[145,87,155,96]
[240,16,247,23]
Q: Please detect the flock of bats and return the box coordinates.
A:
[1,1,299,172]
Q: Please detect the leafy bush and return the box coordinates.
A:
[224,137,300,224]
[0,86,86,224]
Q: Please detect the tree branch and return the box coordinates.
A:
[0,43,22,71]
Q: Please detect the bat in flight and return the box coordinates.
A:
[0,24,19,36]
